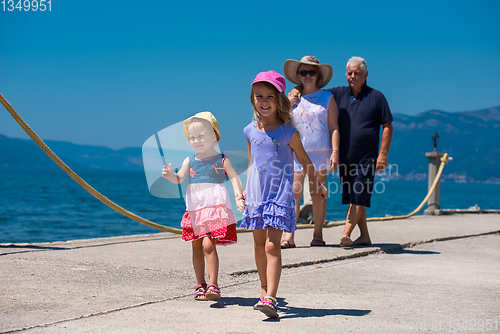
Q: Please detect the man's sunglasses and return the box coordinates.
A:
[298,70,317,77]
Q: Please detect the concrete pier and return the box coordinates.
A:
[1,214,499,333]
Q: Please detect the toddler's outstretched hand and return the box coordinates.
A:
[162,164,173,179]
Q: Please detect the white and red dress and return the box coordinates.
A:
[181,153,237,245]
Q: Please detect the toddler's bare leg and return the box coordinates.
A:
[192,238,206,284]
[203,237,219,285]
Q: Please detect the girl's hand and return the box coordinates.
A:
[162,164,173,179]
[235,197,246,212]
[329,150,339,173]
[235,192,246,212]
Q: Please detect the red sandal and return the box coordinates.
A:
[194,284,207,301]
[205,284,221,301]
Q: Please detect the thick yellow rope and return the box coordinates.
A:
[365,153,451,221]
[0,93,182,234]
[1,92,451,235]
[299,153,452,229]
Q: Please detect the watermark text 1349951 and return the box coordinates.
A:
[2,0,51,11]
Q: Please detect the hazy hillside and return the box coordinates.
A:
[0,135,142,171]
[390,105,500,183]
[1,105,499,182]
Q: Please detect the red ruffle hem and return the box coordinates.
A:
[180,207,237,245]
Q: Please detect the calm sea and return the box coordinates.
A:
[1,168,498,243]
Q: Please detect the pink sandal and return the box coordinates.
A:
[205,284,221,301]
[253,284,267,308]
[253,296,265,309]
[254,295,278,319]
[194,284,208,301]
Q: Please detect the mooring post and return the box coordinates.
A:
[424,132,444,215]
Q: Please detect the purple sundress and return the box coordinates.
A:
[240,122,297,233]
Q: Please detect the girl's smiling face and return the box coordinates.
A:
[187,121,216,154]
[252,82,277,119]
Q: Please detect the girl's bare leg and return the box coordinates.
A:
[253,229,268,298]
[265,227,283,298]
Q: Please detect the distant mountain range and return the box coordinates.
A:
[390,105,500,183]
[0,135,143,171]
[1,106,499,183]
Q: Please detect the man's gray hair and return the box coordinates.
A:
[347,56,367,73]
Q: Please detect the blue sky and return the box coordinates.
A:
[1,0,499,150]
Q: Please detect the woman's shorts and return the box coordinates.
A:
[294,150,331,172]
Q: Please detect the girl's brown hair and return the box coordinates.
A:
[250,82,295,127]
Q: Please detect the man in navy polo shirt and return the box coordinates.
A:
[326,57,393,247]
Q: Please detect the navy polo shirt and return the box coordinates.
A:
[326,85,393,168]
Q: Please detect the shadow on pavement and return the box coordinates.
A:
[210,296,371,320]
[391,249,440,255]
[0,244,67,256]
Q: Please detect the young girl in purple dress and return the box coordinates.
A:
[240,70,327,319]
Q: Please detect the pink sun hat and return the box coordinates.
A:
[251,70,286,92]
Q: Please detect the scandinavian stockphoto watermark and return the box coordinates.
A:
[268,160,399,196]
[143,118,401,200]
[292,318,499,332]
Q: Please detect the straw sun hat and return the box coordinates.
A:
[183,111,221,142]
[283,56,333,89]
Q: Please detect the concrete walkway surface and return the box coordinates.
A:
[1,214,499,333]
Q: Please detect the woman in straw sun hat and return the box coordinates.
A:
[281,56,340,248]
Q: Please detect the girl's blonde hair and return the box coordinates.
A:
[250,82,295,127]
[183,111,221,142]
[184,118,218,145]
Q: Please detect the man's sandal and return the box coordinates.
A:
[280,240,296,249]
[205,284,221,301]
[194,284,207,301]
[310,238,326,247]
[254,295,278,319]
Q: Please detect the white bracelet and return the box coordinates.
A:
[332,148,339,152]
